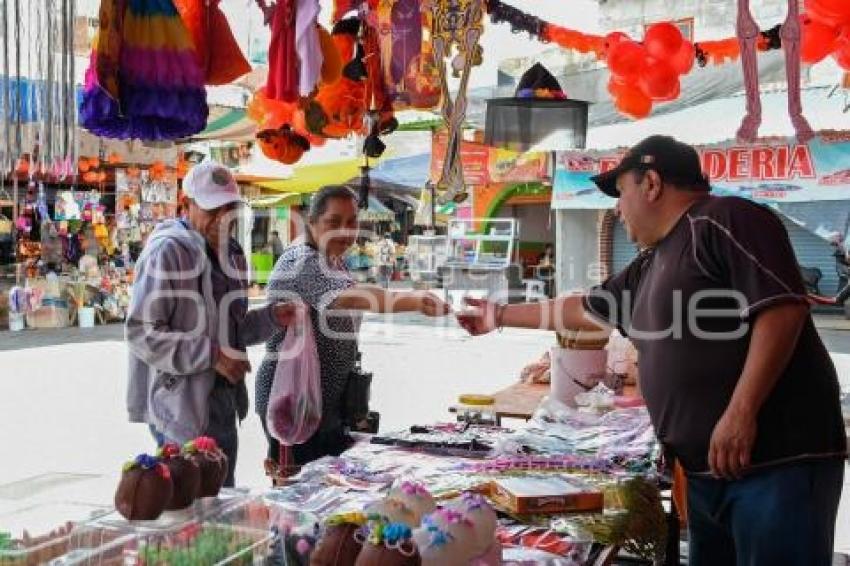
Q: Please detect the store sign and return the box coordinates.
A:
[430,133,489,186]
[489,149,549,183]
[552,133,850,209]
[431,133,550,186]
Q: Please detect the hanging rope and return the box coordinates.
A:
[2,0,11,173]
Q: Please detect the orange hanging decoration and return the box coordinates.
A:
[88,157,101,169]
[15,157,30,175]
[318,25,343,86]
[173,0,252,85]
[257,126,310,165]
[83,171,98,183]
[78,157,91,173]
[107,152,122,165]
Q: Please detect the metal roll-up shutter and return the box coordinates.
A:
[779,215,839,295]
[612,220,639,274]
[610,208,838,293]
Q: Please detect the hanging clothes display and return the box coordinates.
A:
[173,0,252,85]
[295,0,323,96]
[79,0,209,141]
[265,0,300,102]
[366,0,439,110]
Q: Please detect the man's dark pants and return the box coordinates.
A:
[687,458,845,566]
[150,378,239,488]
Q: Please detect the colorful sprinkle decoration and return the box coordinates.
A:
[158,443,181,459]
[123,453,160,472]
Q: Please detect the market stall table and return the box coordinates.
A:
[449,382,640,425]
[449,382,548,425]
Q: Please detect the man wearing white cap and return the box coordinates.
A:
[126,161,298,486]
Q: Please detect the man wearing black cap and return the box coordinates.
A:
[457,135,847,565]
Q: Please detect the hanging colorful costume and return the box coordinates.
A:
[80,0,208,141]
[173,0,252,85]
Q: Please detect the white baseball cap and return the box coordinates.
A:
[183,160,243,211]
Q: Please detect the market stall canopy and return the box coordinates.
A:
[370,154,430,189]
[358,196,395,222]
[191,107,255,143]
[255,159,366,193]
[247,193,304,208]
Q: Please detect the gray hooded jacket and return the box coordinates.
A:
[125,219,279,443]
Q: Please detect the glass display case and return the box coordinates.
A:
[0,502,115,566]
[406,234,448,283]
[50,491,273,566]
[440,219,522,301]
[445,218,517,268]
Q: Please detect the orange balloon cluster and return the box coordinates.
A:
[604,23,694,119]
[82,170,108,184]
[15,157,30,175]
[78,156,108,183]
[150,161,167,181]
[800,0,850,68]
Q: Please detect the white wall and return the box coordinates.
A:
[555,209,601,293]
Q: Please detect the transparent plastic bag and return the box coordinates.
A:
[267,317,323,446]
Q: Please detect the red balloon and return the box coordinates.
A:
[834,41,850,70]
[806,0,850,26]
[603,31,630,56]
[607,75,630,98]
[655,79,681,102]
[639,59,679,100]
[644,22,684,60]
[670,40,695,75]
[800,14,840,63]
[607,40,649,81]
[614,84,652,119]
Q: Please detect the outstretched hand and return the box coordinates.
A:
[272,301,307,328]
[417,292,452,317]
[455,297,498,336]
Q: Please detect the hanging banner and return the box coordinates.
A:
[552,133,850,210]
[430,132,550,186]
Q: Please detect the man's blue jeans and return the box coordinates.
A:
[687,458,845,566]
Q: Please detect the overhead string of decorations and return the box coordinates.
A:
[248,0,451,166]
[485,0,850,119]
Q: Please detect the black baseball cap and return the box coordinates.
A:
[590,135,711,198]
